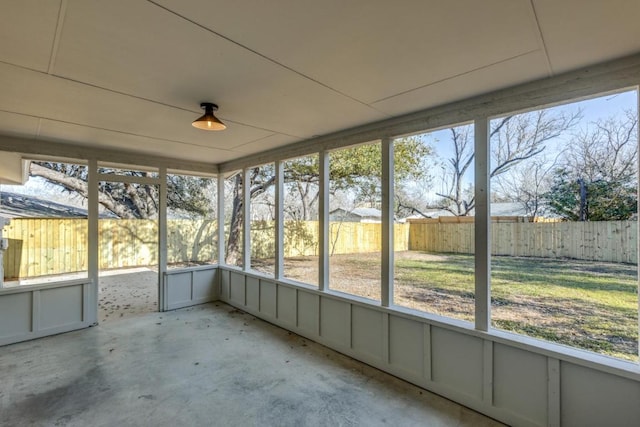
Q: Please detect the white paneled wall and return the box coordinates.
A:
[0,279,93,346]
[218,268,640,427]
[163,265,218,311]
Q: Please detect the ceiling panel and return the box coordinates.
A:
[38,120,238,164]
[230,134,299,156]
[0,1,638,168]
[52,0,387,139]
[0,111,40,140]
[0,0,61,72]
[534,0,640,73]
[0,62,274,155]
[155,0,543,104]
[372,50,550,117]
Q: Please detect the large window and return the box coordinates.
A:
[224,173,243,269]
[1,161,89,285]
[329,142,382,301]
[489,89,639,361]
[392,124,475,323]
[213,86,639,366]
[248,164,276,276]
[166,173,217,268]
[283,155,319,286]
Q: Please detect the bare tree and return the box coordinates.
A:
[563,110,637,183]
[546,110,638,221]
[493,153,561,216]
[435,109,580,215]
[436,125,475,215]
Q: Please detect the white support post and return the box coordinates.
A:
[243,168,251,271]
[319,151,330,291]
[474,117,491,331]
[275,161,284,280]
[158,167,167,312]
[637,89,640,362]
[87,159,99,325]
[217,174,225,266]
[381,138,394,307]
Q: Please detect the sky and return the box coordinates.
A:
[415,88,639,201]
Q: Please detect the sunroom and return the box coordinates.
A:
[1,1,639,426]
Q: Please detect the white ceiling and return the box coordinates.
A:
[0,0,639,166]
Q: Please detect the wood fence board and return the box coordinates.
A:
[407,220,637,264]
[2,219,638,279]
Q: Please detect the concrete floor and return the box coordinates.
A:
[98,268,158,323]
[0,303,505,427]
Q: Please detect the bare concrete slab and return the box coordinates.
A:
[0,303,504,427]
[98,268,158,323]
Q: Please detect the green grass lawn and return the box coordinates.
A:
[393,252,638,361]
[273,251,638,361]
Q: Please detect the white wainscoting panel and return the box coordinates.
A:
[229,271,246,306]
[0,292,32,338]
[39,285,83,330]
[431,326,483,400]
[260,279,277,319]
[245,276,260,312]
[320,297,350,348]
[164,266,218,311]
[0,279,92,346]
[277,285,296,328]
[493,343,548,425]
[218,268,640,427]
[297,291,319,336]
[389,315,424,378]
[352,305,383,363]
[560,362,640,427]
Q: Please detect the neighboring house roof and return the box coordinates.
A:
[0,191,91,218]
[489,202,529,217]
[350,207,382,218]
[401,202,537,221]
[330,207,382,218]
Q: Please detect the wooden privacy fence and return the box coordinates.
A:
[249,221,410,258]
[2,218,218,279]
[408,219,638,264]
[3,217,637,279]
[2,218,407,279]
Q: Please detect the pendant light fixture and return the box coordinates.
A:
[192,102,226,131]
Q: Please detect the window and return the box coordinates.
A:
[489,89,639,361]
[224,173,243,269]
[1,161,89,285]
[166,174,217,268]
[329,142,382,301]
[248,164,276,276]
[283,155,319,286]
[392,124,475,323]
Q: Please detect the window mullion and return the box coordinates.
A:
[319,151,329,291]
[275,161,284,280]
[381,138,394,307]
[474,117,491,331]
[243,168,251,271]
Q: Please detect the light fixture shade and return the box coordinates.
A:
[192,102,226,131]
